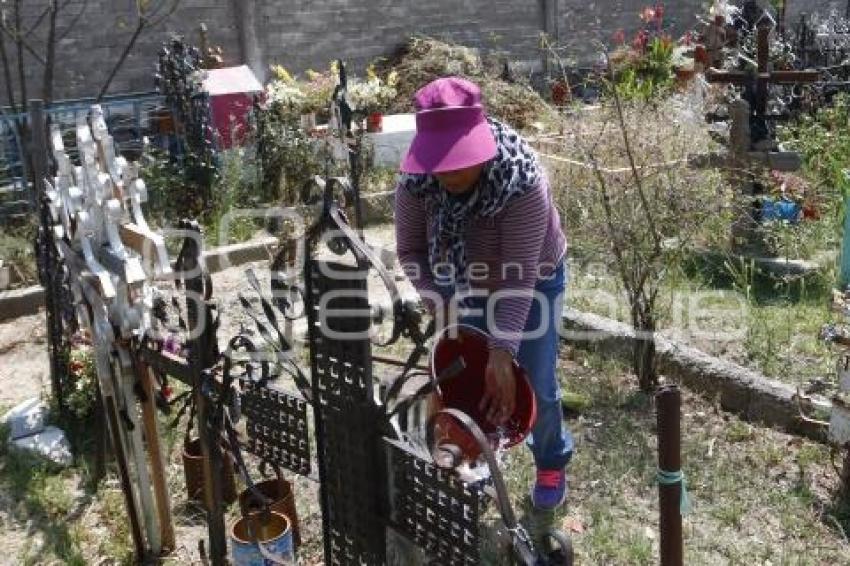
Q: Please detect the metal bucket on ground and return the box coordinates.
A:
[230,511,294,565]
[182,437,238,507]
[238,464,301,548]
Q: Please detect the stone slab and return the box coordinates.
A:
[2,398,48,440]
[10,425,72,467]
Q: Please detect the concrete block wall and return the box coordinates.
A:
[258,0,545,76]
[0,1,844,105]
[2,0,242,106]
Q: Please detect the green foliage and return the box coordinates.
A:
[781,95,850,227]
[204,147,262,246]
[0,439,88,564]
[141,143,261,244]
[137,146,182,224]
[65,345,98,420]
[609,38,675,101]
[255,103,331,204]
[139,145,220,224]
[0,222,36,283]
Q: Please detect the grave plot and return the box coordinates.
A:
[6,3,850,564]
[2,86,583,565]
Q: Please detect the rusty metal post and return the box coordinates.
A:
[656,385,684,566]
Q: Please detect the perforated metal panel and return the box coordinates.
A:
[240,379,311,476]
[387,441,485,566]
[306,260,387,565]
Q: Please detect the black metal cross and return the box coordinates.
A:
[706,21,819,145]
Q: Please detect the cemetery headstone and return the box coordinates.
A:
[701,21,819,252]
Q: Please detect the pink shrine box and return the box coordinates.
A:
[202,65,263,149]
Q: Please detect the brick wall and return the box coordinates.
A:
[0,1,844,106]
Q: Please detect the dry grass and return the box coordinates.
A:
[543,88,729,262]
[498,347,850,564]
[7,345,850,565]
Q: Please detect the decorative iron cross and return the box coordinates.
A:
[706,21,820,146]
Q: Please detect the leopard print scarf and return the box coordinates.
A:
[399,118,542,291]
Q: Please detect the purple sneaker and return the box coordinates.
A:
[531,469,567,510]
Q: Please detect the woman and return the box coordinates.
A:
[394,77,573,511]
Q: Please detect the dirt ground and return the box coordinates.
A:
[1,225,850,564]
[0,311,50,409]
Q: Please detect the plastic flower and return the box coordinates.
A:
[366,64,379,82]
[163,333,182,355]
[348,69,398,114]
[633,30,650,52]
[613,29,627,45]
[387,70,399,88]
[265,80,306,109]
[271,65,295,84]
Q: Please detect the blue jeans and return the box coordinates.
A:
[460,263,574,471]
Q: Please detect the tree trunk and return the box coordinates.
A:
[0,15,18,112]
[42,0,58,104]
[14,0,26,106]
[232,0,263,82]
[633,308,658,392]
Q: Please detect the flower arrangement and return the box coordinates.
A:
[606,4,691,99]
[348,65,399,115]
[301,63,339,115]
[67,334,99,419]
[265,65,306,112]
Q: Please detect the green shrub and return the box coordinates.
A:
[255,103,331,204]
[609,37,675,101]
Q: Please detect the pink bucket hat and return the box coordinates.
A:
[400,77,498,174]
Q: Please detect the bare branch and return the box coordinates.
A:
[57,0,89,42]
[14,0,26,106]
[147,0,182,29]
[0,21,47,66]
[588,153,635,298]
[0,19,18,112]
[606,56,664,256]
[97,17,146,101]
[43,0,59,104]
[24,6,50,38]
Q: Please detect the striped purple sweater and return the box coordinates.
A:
[395,176,567,354]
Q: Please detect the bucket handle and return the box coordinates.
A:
[240,511,291,566]
[426,408,538,566]
[386,356,468,419]
[224,417,290,565]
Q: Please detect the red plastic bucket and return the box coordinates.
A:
[429,324,537,461]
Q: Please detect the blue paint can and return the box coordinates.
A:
[230,511,294,565]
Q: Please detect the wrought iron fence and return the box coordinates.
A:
[0,92,171,225]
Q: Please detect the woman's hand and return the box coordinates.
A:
[479,348,516,425]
